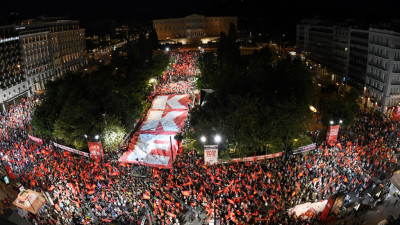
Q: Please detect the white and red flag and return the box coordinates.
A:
[119,94,189,168]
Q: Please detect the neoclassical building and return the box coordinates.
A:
[153,14,237,45]
[0,17,87,111]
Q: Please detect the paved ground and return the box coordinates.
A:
[337,184,400,225]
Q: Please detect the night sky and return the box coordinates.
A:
[1,0,400,42]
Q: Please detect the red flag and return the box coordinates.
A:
[297,171,304,178]
[227,198,235,205]
[182,190,190,196]
[312,178,319,184]
[262,195,267,202]
[143,193,150,200]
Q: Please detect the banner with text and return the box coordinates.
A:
[204,145,218,165]
[326,125,340,146]
[53,142,89,157]
[88,141,104,161]
[28,134,43,145]
[119,94,189,168]
[293,143,317,154]
[231,152,283,162]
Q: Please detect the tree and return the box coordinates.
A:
[190,47,314,157]
[32,38,170,150]
[319,86,360,127]
[148,28,159,50]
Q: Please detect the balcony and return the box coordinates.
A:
[366,73,385,83]
[368,51,388,59]
[370,40,389,47]
[367,62,387,71]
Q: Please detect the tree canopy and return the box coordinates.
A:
[190,24,315,157]
[32,29,169,151]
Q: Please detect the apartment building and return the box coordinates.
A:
[348,29,369,90]
[365,28,400,112]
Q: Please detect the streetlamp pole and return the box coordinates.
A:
[102,113,111,152]
[213,134,221,224]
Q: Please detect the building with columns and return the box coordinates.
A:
[153,14,237,45]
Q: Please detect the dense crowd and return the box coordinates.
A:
[158,52,198,96]
[149,108,399,224]
[0,51,399,225]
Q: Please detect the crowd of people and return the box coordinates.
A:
[157,51,198,96]
[148,108,399,224]
[0,51,399,225]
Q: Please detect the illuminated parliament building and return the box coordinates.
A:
[153,14,237,45]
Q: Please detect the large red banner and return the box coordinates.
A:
[320,196,334,221]
[6,165,16,179]
[88,141,104,161]
[119,94,189,168]
[326,125,340,146]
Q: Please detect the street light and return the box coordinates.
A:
[214,135,221,144]
[166,47,169,52]
[330,121,334,125]
[84,134,88,139]
[95,135,99,140]
[200,136,206,143]
[339,120,343,124]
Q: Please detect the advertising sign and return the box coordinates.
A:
[204,145,218,165]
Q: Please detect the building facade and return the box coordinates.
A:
[297,20,400,113]
[348,28,369,90]
[0,25,29,109]
[365,28,400,112]
[0,17,87,111]
[331,27,350,77]
[153,14,237,45]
